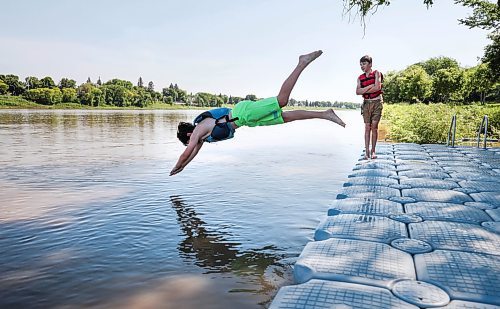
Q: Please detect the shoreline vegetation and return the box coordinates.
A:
[1,94,498,146]
[0,94,358,111]
[380,103,500,146]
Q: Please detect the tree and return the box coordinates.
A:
[61,88,78,102]
[25,76,42,90]
[245,94,258,101]
[416,57,463,102]
[132,86,153,107]
[0,74,25,95]
[195,92,218,107]
[176,88,187,102]
[162,86,177,103]
[342,0,498,29]
[24,88,62,105]
[0,81,8,94]
[91,87,104,106]
[483,32,500,82]
[40,77,56,89]
[165,96,174,104]
[218,93,228,104]
[432,67,465,103]
[77,83,103,106]
[464,63,494,103]
[104,79,133,90]
[343,0,434,26]
[138,77,144,88]
[456,0,500,83]
[455,0,499,31]
[229,96,243,104]
[382,71,403,103]
[59,78,76,89]
[87,77,92,84]
[215,96,224,107]
[77,83,94,105]
[162,83,187,103]
[398,65,433,103]
[147,81,154,92]
[97,76,102,86]
[417,57,460,77]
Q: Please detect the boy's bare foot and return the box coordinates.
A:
[371,150,377,159]
[364,151,370,160]
[299,50,323,66]
[326,109,346,127]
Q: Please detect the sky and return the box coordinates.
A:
[1,0,491,103]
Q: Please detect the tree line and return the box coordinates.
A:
[0,74,186,108]
[0,74,359,109]
[383,57,499,104]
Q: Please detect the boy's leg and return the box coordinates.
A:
[277,50,323,108]
[364,123,371,159]
[282,109,345,127]
[370,121,379,159]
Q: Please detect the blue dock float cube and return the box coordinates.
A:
[409,221,500,255]
[328,198,403,216]
[404,202,492,225]
[269,279,419,309]
[315,214,407,243]
[415,250,500,306]
[337,185,401,200]
[402,188,473,204]
[293,238,416,287]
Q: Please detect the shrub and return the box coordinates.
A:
[383,103,500,144]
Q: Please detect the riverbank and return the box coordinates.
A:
[0,95,358,111]
[3,96,498,146]
[0,95,206,110]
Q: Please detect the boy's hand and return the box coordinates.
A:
[170,166,184,176]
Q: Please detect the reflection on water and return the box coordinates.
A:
[171,195,288,304]
[0,109,363,308]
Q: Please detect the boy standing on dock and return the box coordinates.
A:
[356,55,383,160]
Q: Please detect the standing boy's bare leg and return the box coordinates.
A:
[364,123,371,159]
[371,120,379,159]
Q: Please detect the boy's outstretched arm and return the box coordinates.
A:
[170,141,204,176]
[170,128,207,176]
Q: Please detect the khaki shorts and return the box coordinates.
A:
[232,97,284,127]
[362,99,383,123]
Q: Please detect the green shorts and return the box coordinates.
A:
[232,97,285,127]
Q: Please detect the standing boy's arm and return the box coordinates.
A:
[372,71,382,92]
[356,78,375,95]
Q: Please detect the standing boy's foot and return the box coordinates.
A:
[299,50,323,66]
[326,109,346,127]
[371,151,377,159]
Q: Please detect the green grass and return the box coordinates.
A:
[0,95,41,108]
[0,96,206,110]
[381,103,500,144]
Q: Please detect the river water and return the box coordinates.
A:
[0,109,363,308]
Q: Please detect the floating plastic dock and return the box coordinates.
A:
[270,144,500,308]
